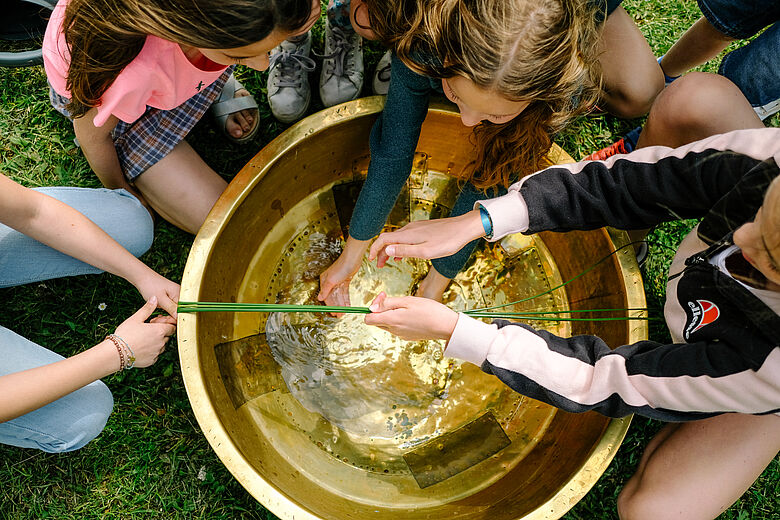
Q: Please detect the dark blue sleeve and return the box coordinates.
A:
[348,54,433,240]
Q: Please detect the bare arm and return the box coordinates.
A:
[72,109,125,189]
[369,210,486,266]
[0,174,179,316]
[0,299,176,422]
[73,109,149,206]
[0,340,118,422]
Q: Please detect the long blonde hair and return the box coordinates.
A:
[366,0,603,190]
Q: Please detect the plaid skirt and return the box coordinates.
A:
[49,66,234,182]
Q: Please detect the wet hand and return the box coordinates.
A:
[364,292,458,341]
[318,256,361,316]
[369,210,485,267]
[318,238,370,316]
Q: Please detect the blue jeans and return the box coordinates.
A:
[719,22,780,119]
[0,187,153,452]
[698,0,780,119]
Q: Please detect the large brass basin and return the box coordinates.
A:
[179,97,646,519]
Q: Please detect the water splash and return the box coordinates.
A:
[265,232,455,440]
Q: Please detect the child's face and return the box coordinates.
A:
[442,76,529,127]
[733,178,780,291]
[197,0,320,71]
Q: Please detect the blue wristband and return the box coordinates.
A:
[478,205,493,239]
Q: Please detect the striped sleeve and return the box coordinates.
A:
[446,314,780,421]
[477,128,780,240]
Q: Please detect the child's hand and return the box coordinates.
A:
[318,255,361,316]
[364,292,459,341]
[113,297,177,369]
[133,271,180,318]
[369,210,486,267]
[318,237,370,316]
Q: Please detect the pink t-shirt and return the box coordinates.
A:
[43,0,228,127]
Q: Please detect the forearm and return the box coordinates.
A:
[340,235,372,262]
[0,340,119,422]
[661,17,733,77]
[350,54,432,240]
[349,159,412,240]
[14,190,155,286]
[429,184,496,277]
[73,111,126,190]
[0,173,154,287]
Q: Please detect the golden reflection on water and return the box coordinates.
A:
[228,167,571,498]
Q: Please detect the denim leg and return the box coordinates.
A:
[719,22,780,119]
[0,326,113,453]
[431,183,505,279]
[0,187,153,288]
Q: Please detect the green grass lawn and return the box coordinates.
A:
[1,1,778,518]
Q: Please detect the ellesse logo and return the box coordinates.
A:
[684,300,720,339]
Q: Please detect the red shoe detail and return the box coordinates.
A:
[586,104,607,117]
[583,138,629,161]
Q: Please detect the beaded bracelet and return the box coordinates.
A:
[106,334,136,370]
[113,334,136,369]
[105,334,126,370]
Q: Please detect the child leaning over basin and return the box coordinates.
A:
[318,0,662,307]
[0,176,178,453]
[43,0,321,234]
[364,128,780,520]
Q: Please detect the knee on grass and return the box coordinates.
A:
[617,484,651,520]
[111,189,155,258]
[648,72,757,136]
[40,381,114,453]
[617,466,719,520]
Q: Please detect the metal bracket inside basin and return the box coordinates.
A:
[215,334,286,409]
[403,411,511,488]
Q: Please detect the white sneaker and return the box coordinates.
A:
[267,32,316,123]
[372,50,392,95]
[754,98,780,120]
[319,21,364,107]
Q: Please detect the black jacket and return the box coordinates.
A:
[447,129,780,421]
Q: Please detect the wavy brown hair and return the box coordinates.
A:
[62,0,314,118]
[365,0,603,191]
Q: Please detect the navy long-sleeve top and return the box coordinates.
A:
[348,54,493,279]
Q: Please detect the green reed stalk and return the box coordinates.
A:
[177,301,656,321]
[178,241,653,322]
[466,314,657,322]
[178,301,371,314]
[469,241,642,313]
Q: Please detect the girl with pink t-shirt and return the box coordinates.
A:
[43,0,321,234]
